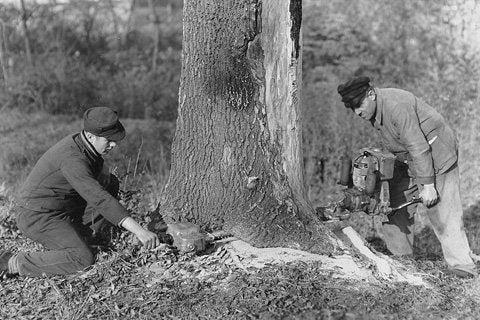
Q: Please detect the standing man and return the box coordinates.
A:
[0,107,159,278]
[337,76,476,278]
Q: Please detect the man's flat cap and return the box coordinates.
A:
[83,107,126,141]
[337,76,371,109]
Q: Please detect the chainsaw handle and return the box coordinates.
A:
[391,197,422,211]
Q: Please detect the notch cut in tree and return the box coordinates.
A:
[154,0,338,254]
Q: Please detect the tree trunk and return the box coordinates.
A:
[122,0,136,47]
[156,0,336,254]
[20,0,33,66]
[107,0,121,50]
[0,19,9,85]
[148,0,160,73]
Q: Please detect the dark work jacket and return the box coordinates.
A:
[371,88,458,185]
[17,132,129,225]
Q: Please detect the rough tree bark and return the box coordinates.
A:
[156,0,337,254]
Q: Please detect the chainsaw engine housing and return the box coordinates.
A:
[166,222,206,253]
[339,148,396,215]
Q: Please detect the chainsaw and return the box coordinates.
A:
[320,147,421,221]
[157,222,235,254]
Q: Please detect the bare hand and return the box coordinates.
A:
[136,230,160,250]
[120,217,161,250]
[419,183,438,208]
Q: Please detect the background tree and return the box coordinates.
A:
[19,0,32,66]
[147,0,160,74]
[0,19,8,86]
[0,0,182,118]
[156,0,336,253]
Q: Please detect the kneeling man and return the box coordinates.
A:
[1,107,159,278]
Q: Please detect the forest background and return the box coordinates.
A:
[1,1,480,318]
[0,0,479,225]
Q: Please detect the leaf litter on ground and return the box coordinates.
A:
[1,187,480,319]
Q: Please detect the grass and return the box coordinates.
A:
[2,109,480,319]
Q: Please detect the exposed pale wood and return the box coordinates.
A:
[342,226,426,285]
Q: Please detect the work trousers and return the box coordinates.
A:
[381,163,475,272]
[15,174,119,277]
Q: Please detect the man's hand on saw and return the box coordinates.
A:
[135,230,161,250]
[120,217,161,250]
[419,183,439,208]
